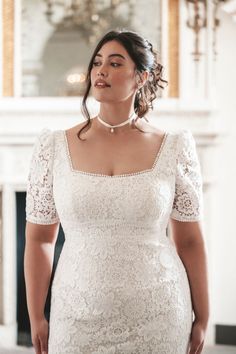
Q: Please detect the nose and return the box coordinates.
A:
[97,64,108,77]
[97,70,107,77]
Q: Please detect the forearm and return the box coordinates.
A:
[24,240,55,323]
[177,239,209,327]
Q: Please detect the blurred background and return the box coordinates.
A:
[0,0,236,352]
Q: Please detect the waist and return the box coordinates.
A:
[63,219,168,245]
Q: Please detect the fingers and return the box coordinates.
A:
[32,334,41,354]
[33,333,48,354]
[39,333,48,354]
[189,336,199,353]
[189,340,204,354]
[188,319,206,354]
[197,342,204,353]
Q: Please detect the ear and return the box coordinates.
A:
[142,71,149,85]
[135,70,149,89]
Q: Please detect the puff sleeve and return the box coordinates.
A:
[25,128,60,225]
[170,129,204,222]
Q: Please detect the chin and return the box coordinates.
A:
[93,95,117,104]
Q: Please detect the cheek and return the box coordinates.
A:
[90,68,96,83]
[114,70,135,88]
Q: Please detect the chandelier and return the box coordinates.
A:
[185,0,227,61]
[44,0,135,44]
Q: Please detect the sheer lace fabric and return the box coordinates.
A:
[26,128,203,354]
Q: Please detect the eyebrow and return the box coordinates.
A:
[95,53,126,60]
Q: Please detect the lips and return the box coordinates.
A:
[94,79,111,88]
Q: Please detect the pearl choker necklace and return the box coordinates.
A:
[97,112,136,133]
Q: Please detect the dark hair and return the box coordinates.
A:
[78,29,168,140]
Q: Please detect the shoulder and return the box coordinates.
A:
[164,129,196,150]
[32,128,56,157]
[142,122,181,148]
[176,129,197,152]
[35,128,55,142]
[139,119,189,138]
[35,127,70,147]
[148,128,197,160]
[29,129,56,179]
[172,129,200,166]
[65,119,93,134]
[136,119,167,137]
[64,120,94,140]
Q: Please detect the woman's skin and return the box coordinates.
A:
[170,219,209,354]
[24,222,60,354]
[24,40,209,354]
[90,40,148,127]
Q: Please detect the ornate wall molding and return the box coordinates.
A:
[2,0,14,96]
[168,0,179,98]
[1,0,179,98]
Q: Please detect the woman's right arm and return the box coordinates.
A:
[24,129,60,353]
[24,221,60,354]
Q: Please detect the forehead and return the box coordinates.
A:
[96,40,132,61]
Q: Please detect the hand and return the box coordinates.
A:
[30,317,49,354]
[188,319,207,354]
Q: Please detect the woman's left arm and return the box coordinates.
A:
[170,218,210,353]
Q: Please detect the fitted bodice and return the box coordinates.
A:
[26,127,203,231]
[52,130,177,236]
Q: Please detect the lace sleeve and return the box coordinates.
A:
[170,129,204,222]
[25,128,60,225]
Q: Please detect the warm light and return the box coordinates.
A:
[91,14,99,22]
[66,73,86,84]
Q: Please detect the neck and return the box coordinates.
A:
[98,103,135,125]
[96,113,136,135]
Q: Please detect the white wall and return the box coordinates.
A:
[0,0,3,96]
[211,9,236,325]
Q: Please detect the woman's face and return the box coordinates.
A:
[90,40,138,104]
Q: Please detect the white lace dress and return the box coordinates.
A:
[25,127,204,354]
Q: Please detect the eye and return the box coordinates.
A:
[92,61,121,67]
[111,62,121,67]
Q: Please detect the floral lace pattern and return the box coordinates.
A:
[170,129,204,221]
[25,128,60,224]
[25,128,203,354]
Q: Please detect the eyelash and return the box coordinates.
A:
[92,62,121,67]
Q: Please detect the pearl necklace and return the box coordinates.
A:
[97,112,136,133]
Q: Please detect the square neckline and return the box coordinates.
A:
[62,129,169,178]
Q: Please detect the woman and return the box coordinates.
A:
[24,29,209,354]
